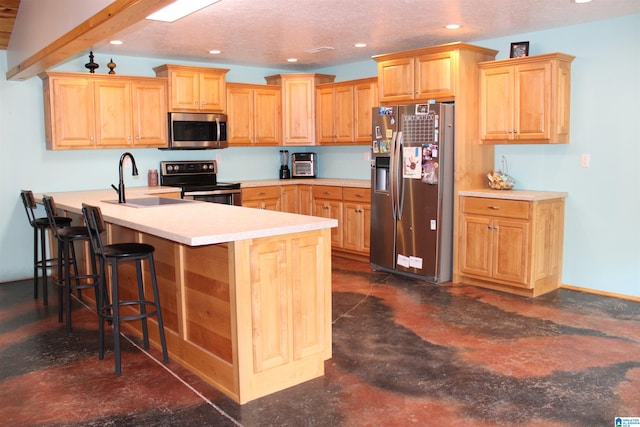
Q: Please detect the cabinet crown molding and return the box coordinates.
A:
[152,64,229,74]
[372,41,499,62]
[478,52,575,68]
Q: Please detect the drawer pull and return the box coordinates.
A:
[488,206,500,210]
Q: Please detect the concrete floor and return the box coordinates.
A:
[1,257,639,426]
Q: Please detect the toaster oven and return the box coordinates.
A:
[291,153,317,178]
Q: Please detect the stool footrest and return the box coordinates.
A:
[101,300,159,323]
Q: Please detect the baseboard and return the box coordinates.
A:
[560,283,640,303]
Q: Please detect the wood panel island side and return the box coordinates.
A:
[38,188,336,404]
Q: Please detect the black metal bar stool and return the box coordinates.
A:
[20,190,72,305]
[42,196,99,332]
[82,203,169,375]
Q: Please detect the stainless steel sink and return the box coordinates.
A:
[102,197,193,208]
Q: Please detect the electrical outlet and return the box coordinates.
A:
[216,153,222,164]
[364,150,370,161]
[580,153,590,168]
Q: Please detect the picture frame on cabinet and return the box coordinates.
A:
[510,41,530,58]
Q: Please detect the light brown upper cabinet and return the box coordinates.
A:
[226,83,281,146]
[478,53,574,144]
[374,49,456,103]
[154,64,228,113]
[315,78,377,145]
[265,74,335,146]
[41,72,167,150]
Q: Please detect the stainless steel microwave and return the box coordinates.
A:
[165,112,228,150]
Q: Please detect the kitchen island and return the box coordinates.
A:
[39,187,337,404]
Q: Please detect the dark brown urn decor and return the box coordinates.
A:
[84,51,99,73]
[107,58,117,74]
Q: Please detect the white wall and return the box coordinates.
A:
[1,14,638,297]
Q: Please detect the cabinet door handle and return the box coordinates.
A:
[488,206,500,210]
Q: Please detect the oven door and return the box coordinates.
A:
[182,188,241,206]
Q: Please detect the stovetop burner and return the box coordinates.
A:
[160,160,240,190]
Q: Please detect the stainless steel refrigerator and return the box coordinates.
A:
[370,103,454,283]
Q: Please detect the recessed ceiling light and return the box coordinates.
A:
[110,40,123,45]
[354,43,367,48]
[287,58,298,63]
[445,24,462,30]
[209,49,221,55]
[571,0,592,3]
[146,0,221,23]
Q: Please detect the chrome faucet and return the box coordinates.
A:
[111,152,139,203]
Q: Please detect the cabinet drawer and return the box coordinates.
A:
[462,197,530,220]
[343,187,371,203]
[242,186,281,201]
[312,185,343,200]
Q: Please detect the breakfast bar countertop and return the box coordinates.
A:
[37,187,337,247]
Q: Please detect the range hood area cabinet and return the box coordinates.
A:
[226,83,281,146]
[315,77,378,145]
[478,53,575,144]
[154,64,229,113]
[265,74,335,146]
[41,72,168,150]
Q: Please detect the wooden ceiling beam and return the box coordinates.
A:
[6,0,175,81]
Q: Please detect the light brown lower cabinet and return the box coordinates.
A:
[459,195,565,297]
[241,186,281,211]
[312,185,344,248]
[243,183,371,258]
[342,187,371,255]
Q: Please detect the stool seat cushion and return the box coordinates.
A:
[33,216,72,228]
[57,226,91,240]
[101,243,155,258]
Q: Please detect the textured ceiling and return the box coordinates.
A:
[8,0,640,69]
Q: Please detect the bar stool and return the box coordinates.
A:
[20,190,72,305]
[82,203,169,375]
[42,196,99,332]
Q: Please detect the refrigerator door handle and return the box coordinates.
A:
[389,131,398,220]
[395,131,405,220]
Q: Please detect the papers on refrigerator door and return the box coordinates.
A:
[397,254,423,269]
[403,146,422,179]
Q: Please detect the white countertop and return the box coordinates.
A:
[241,178,370,188]
[38,187,337,247]
[459,189,568,201]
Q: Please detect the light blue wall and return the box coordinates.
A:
[1,14,638,297]
[472,14,640,297]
